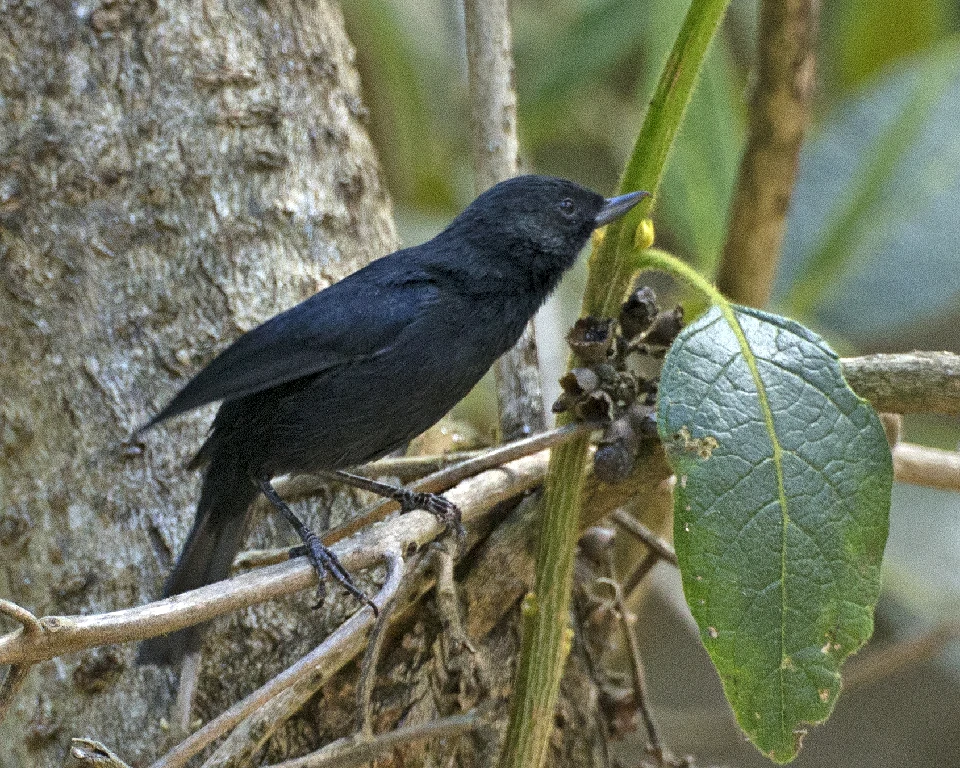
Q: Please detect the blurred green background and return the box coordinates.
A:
[341,0,960,764]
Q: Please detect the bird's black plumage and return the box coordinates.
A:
[138,175,644,664]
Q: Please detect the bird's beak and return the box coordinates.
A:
[594,190,650,227]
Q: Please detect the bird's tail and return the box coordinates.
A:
[137,452,258,665]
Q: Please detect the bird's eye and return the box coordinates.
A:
[558,198,576,217]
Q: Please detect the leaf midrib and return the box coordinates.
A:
[719,304,791,734]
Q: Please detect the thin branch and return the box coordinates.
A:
[716,0,820,306]
[0,599,43,634]
[360,451,482,482]
[463,0,545,440]
[150,555,405,768]
[231,351,958,561]
[611,511,678,567]
[893,442,960,493]
[356,551,416,736]
[596,551,663,760]
[879,413,903,448]
[432,538,476,654]
[0,664,32,724]
[235,422,593,569]
[262,708,489,768]
[841,352,960,416]
[0,453,548,666]
[622,551,661,600]
[69,739,134,768]
[171,651,202,735]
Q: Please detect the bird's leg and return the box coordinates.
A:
[331,470,466,538]
[256,477,377,613]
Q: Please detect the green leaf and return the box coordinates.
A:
[656,305,892,763]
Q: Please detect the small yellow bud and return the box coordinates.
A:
[635,218,655,250]
[520,592,539,617]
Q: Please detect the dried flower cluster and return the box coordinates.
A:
[552,286,684,483]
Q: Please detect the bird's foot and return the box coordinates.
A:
[296,530,377,614]
[259,475,376,615]
[399,491,466,539]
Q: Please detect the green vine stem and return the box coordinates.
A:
[635,247,727,307]
[496,1,733,767]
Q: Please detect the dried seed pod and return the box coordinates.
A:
[593,416,639,483]
[567,316,614,364]
[619,285,659,339]
[575,389,615,423]
[643,306,684,347]
[579,526,616,565]
[625,402,658,439]
[609,371,640,408]
[551,393,574,414]
[559,367,600,396]
[643,381,658,406]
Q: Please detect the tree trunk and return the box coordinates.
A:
[0,2,394,765]
[0,3,618,766]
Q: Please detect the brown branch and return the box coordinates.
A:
[236,422,593,569]
[360,451,482,482]
[0,598,43,634]
[150,556,406,768]
[611,511,678,567]
[0,453,548,666]
[356,551,418,737]
[596,551,663,759]
[463,0,545,440]
[716,0,821,306]
[893,443,960,493]
[70,739,134,768]
[262,708,489,768]
[841,352,960,416]
[0,664,32,724]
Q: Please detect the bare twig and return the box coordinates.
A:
[845,622,960,691]
[432,538,476,654]
[716,0,820,306]
[171,651,202,735]
[200,561,430,768]
[841,352,960,416]
[463,0,545,440]
[70,739,134,768]
[0,664,32,724]
[0,453,548,666]
[622,551,661,600]
[611,511,678,567]
[235,423,594,570]
[360,451,482,482]
[263,708,489,768]
[893,442,960,493]
[598,551,662,759]
[0,599,43,634]
[356,551,414,736]
[150,556,404,768]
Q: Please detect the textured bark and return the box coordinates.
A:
[0,3,628,767]
[0,2,394,765]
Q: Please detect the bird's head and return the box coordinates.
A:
[445,175,648,289]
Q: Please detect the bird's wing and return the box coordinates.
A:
[144,264,437,428]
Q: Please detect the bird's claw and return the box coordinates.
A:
[401,492,465,539]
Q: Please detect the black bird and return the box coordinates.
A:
[137,175,646,664]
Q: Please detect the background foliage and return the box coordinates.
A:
[343,0,960,765]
